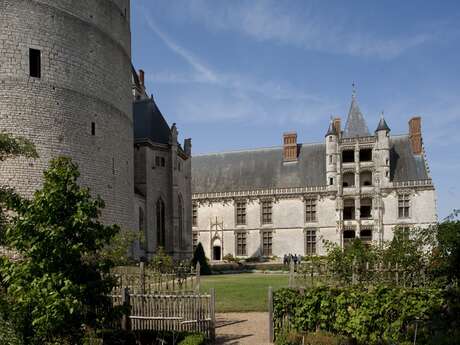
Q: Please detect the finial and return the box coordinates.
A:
[352,82,356,98]
[381,110,384,118]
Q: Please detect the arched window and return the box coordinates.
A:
[178,194,184,248]
[156,198,165,248]
[139,207,146,250]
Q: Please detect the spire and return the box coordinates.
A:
[325,117,337,137]
[342,84,370,138]
[375,112,390,132]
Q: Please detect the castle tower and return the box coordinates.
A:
[325,118,339,190]
[375,114,391,187]
[0,0,134,230]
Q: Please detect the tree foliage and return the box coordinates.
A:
[191,243,211,275]
[0,157,121,344]
[0,132,37,162]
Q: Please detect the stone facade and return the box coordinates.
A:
[192,95,437,260]
[0,0,134,230]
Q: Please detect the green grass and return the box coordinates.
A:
[200,273,289,312]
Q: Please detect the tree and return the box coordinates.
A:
[0,157,121,344]
[191,243,211,275]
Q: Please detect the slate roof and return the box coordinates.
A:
[192,134,430,194]
[343,97,370,138]
[325,120,338,137]
[375,116,390,132]
[133,98,170,145]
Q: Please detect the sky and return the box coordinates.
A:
[131,0,460,219]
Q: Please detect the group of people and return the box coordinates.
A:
[283,253,302,266]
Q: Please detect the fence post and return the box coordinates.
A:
[210,288,216,342]
[139,261,145,294]
[288,261,295,288]
[268,286,274,343]
[352,258,357,285]
[121,287,131,331]
[196,262,201,292]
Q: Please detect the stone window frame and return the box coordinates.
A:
[235,199,247,226]
[235,230,247,257]
[397,193,411,219]
[260,199,273,225]
[192,202,198,227]
[304,228,317,256]
[260,230,273,257]
[304,197,317,223]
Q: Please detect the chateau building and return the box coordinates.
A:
[191,94,437,260]
[0,0,192,259]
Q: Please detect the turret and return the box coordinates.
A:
[375,114,391,185]
[325,118,339,189]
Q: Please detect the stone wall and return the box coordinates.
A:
[0,0,134,230]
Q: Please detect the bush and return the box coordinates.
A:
[191,243,211,275]
[274,285,459,345]
[178,333,206,345]
[149,247,174,273]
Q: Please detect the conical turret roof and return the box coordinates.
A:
[342,95,370,138]
[375,115,390,132]
[325,119,337,137]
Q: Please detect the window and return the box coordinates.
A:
[360,171,372,186]
[236,231,247,256]
[395,225,410,241]
[343,172,355,187]
[29,48,41,78]
[261,200,272,224]
[305,229,316,255]
[161,157,165,167]
[360,198,372,219]
[359,149,372,162]
[178,194,184,248]
[91,122,96,136]
[236,201,246,225]
[329,136,332,142]
[262,231,272,256]
[192,202,198,227]
[155,156,161,167]
[343,199,355,220]
[398,194,410,218]
[192,232,198,251]
[329,177,334,186]
[360,229,372,245]
[156,198,166,247]
[343,229,355,248]
[329,155,333,164]
[139,207,146,250]
[305,198,316,222]
[342,150,354,163]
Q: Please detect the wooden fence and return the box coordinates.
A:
[112,262,201,295]
[288,259,428,288]
[111,287,215,341]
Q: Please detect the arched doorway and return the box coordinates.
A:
[212,237,222,261]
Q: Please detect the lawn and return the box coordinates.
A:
[200,273,289,312]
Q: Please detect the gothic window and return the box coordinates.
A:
[178,194,184,248]
[235,231,247,256]
[192,232,198,251]
[138,207,146,250]
[305,229,316,256]
[29,48,41,78]
[398,194,410,218]
[262,231,273,256]
[305,198,317,222]
[156,198,166,248]
[192,202,198,227]
[236,201,246,225]
[261,200,272,224]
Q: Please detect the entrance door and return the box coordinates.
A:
[213,246,221,261]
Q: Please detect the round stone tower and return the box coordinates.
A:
[0,0,134,230]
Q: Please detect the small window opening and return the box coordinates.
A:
[359,148,372,162]
[329,177,334,186]
[29,48,41,78]
[91,122,95,136]
[342,150,354,163]
[112,157,115,175]
[161,157,165,167]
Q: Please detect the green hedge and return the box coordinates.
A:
[274,286,460,345]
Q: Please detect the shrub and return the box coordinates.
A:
[149,246,174,273]
[178,333,206,345]
[191,243,211,275]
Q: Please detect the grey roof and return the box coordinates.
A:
[325,120,337,137]
[192,144,326,194]
[192,134,430,194]
[390,135,429,181]
[375,116,390,132]
[343,97,370,138]
[133,98,170,145]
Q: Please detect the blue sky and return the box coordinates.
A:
[131,0,460,219]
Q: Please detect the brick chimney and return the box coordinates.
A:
[409,116,422,155]
[283,131,298,162]
[333,117,341,136]
[138,69,145,87]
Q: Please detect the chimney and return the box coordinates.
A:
[138,69,145,87]
[409,116,422,155]
[283,131,298,162]
[333,117,341,136]
[184,138,192,156]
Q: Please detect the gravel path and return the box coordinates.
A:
[215,312,272,345]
